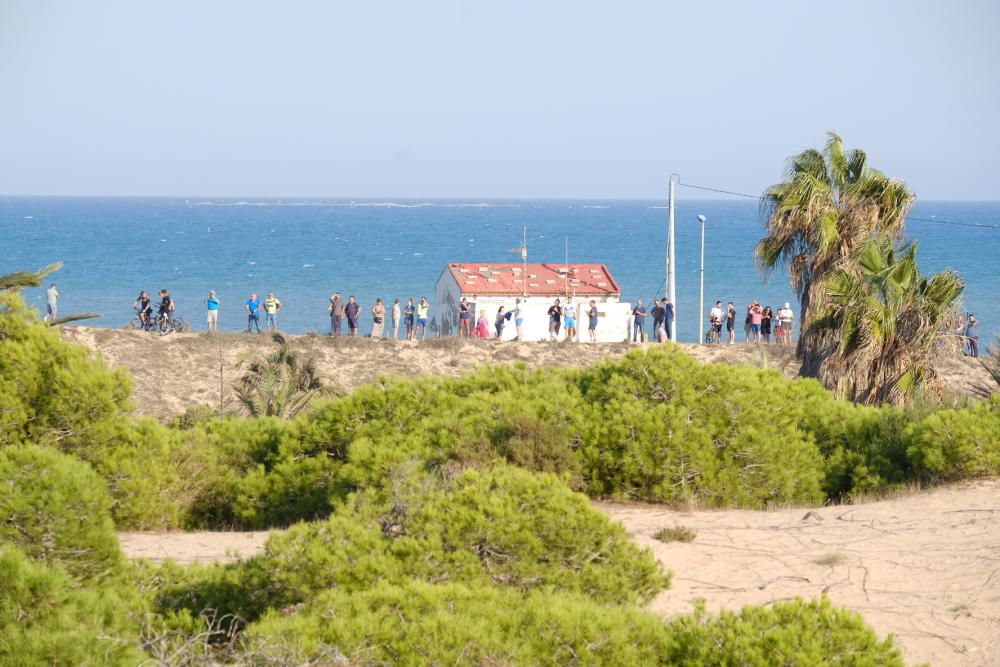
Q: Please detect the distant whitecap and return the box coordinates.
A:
[413,252,424,256]
[302,263,315,268]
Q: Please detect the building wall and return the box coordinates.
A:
[434,271,632,342]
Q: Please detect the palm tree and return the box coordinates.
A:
[813,238,964,406]
[233,332,339,418]
[757,133,915,376]
[0,262,100,330]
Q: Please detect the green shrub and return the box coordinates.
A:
[665,597,904,665]
[242,580,674,666]
[0,444,123,581]
[576,347,826,506]
[153,465,668,626]
[0,294,132,450]
[907,394,1000,481]
[0,546,143,665]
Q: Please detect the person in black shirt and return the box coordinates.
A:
[547,299,562,341]
[132,291,152,325]
[632,299,647,342]
[650,299,666,342]
[158,289,174,325]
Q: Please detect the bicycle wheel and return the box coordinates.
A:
[173,318,188,333]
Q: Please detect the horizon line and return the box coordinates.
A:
[3,194,999,203]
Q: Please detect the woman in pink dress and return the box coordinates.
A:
[474,309,490,339]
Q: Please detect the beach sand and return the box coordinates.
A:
[120,480,1000,666]
[61,326,991,419]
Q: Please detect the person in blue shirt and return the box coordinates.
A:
[632,299,647,342]
[244,293,262,333]
[205,290,220,332]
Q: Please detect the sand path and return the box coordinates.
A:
[120,479,1000,666]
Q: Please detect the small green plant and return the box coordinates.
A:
[814,552,846,567]
[654,525,697,543]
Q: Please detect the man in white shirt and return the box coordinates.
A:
[778,302,794,345]
[45,283,59,322]
[709,301,723,342]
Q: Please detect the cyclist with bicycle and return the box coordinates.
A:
[708,301,724,343]
[158,289,175,326]
[132,291,152,326]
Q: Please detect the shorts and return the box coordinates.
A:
[417,318,427,327]
[726,320,734,331]
[751,324,761,334]
[565,317,576,328]
[207,310,218,324]
[515,318,523,327]
[589,318,598,331]
[713,322,722,333]
[46,304,56,315]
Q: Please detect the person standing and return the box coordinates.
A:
[744,304,754,343]
[371,298,386,338]
[632,299,646,343]
[710,301,724,343]
[650,299,665,343]
[159,289,176,327]
[44,283,59,322]
[761,306,774,344]
[263,292,282,332]
[458,297,473,337]
[415,297,429,339]
[547,299,562,341]
[778,302,794,346]
[495,306,506,339]
[563,297,578,342]
[726,301,736,344]
[512,297,524,341]
[344,296,361,336]
[392,298,401,339]
[474,309,490,338]
[245,293,262,333]
[329,293,344,337]
[965,314,980,357]
[587,300,599,342]
[205,291,220,332]
[749,301,763,344]
[404,298,416,340]
[663,297,675,342]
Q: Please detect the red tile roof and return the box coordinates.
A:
[444,263,620,297]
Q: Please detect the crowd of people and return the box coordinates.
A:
[114,289,983,357]
[326,293,431,340]
[706,300,796,345]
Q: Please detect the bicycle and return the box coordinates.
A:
[125,308,158,332]
[155,311,188,335]
[705,325,721,344]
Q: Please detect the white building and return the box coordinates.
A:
[433,262,633,342]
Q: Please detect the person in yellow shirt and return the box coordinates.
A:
[415,297,429,340]
[263,292,282,332]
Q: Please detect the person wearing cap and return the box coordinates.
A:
[205,290,220,332]
[778,302,794,346]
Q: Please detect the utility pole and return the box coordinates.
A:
[698,214,707,344]
[667,174,678,341]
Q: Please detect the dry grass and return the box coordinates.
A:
[653,525,697,544]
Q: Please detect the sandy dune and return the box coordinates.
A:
[120,480,1000,667]
[61,326,990,419]
[602,480,1000,667]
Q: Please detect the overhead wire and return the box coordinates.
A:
[675,180,999,230]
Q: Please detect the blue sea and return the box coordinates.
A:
[3,197,998,342]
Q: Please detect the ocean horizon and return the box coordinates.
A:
[4,196,997,343]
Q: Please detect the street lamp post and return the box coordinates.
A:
[697,214,706,344]
[667,174,679,341]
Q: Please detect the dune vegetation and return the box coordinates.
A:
[4,267,999,664]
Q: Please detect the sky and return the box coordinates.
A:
[1,1,998,199]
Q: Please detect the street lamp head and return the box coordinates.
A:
[697,214,707,223]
